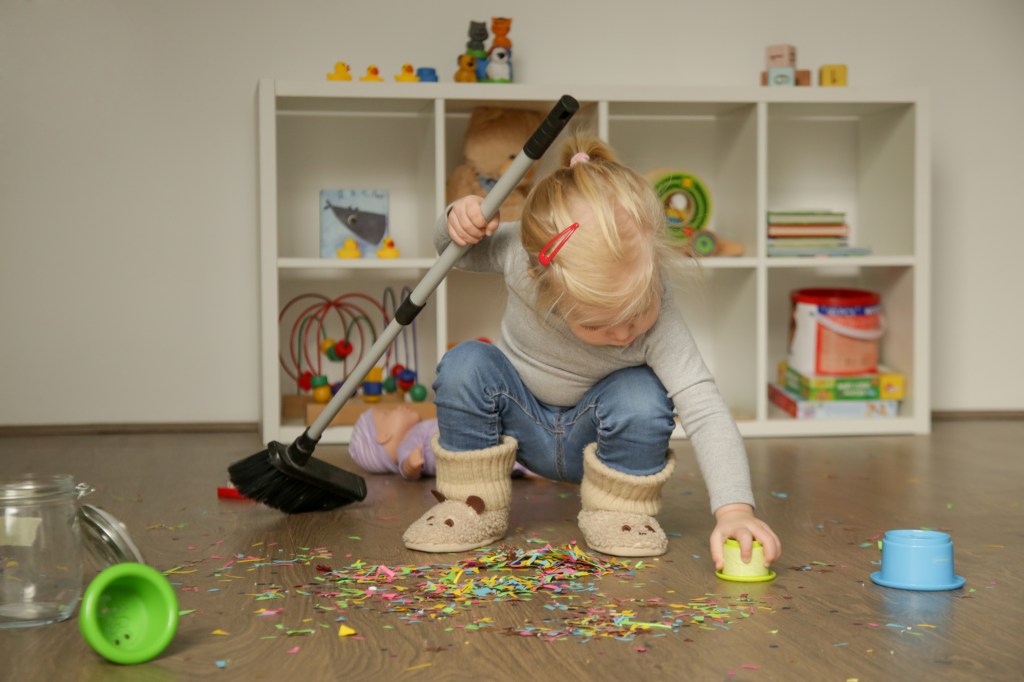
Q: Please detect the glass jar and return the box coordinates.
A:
[0,474,90,628]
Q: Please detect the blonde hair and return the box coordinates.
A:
[521,131,692,327]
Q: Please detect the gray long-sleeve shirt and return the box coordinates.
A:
[435,216,755,513]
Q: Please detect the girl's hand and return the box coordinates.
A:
[447,195,499,246]
[709,503,782,571]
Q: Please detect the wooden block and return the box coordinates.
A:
[767,67,796,87]
[282,393,312,421]
[819,64,848,86]
[305,392,436,428]
[766,44,797,68]
[796,69,812,86]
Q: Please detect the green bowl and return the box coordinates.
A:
[79,563,179,664]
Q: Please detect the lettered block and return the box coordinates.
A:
[766,44,797,68]
[767,67,796,87]
[796,69,812,86]
[819,64,848,86]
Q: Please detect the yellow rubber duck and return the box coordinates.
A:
[336,239,362,259]
[394,63,420,82]
[360,65,384,82]
[327,61,352,81]
[376,237,400,259]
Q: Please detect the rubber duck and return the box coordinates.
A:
[336,239,362,259]
[327,61,352,81]
[360,65,384,82]
[376,237,400,259]
[394,63,419,82]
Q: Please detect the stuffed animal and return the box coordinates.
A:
[445,107,545,221]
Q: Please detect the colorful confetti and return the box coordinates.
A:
[170,542,769,645]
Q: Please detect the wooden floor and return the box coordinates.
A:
[1,420,1022,681]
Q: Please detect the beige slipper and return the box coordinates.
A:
[577,442,675,557]
[402,435,517,553]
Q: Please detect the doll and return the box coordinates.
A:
[349,405,532,480]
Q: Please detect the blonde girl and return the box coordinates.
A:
[403,132,780,568]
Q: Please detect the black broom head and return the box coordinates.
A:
[228,440,366,514]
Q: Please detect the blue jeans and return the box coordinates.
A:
[431,341,675,482]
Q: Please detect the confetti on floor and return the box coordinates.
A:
[171,542,769,645]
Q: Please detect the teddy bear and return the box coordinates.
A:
[445,106,545,222]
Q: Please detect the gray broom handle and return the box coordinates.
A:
[308,95,579,439]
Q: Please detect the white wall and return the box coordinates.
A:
[2,0,1022,426]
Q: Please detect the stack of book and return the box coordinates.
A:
[767,210,871,257]
[768,361,904,419]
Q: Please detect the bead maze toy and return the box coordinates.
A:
[646,169,743,256]
[278,288,429,428]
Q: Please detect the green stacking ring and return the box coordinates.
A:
[79,562,179,665]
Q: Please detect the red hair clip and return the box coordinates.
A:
[538,222,579,267]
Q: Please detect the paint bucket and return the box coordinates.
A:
[788,288,884,376]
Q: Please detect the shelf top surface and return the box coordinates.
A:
[267,80,926,110]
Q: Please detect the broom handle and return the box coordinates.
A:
[307,95,580,440]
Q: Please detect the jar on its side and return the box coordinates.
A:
[0,474,85,628]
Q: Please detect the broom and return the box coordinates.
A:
[229,95,580,513]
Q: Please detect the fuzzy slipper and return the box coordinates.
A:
[577,510,668,557]
[402,490,509,553]
[402,435,517,553]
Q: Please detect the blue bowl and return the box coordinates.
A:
[870,529,965,591]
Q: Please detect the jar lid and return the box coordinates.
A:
[79,504,146,567]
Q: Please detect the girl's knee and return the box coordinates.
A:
[599,368,675,435]
[622,368,674,417]
[434,341,504,392]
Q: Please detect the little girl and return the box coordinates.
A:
[403,133,781,568]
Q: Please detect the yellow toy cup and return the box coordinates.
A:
[716,539,776,582]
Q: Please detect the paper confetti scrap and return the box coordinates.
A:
[169,541,770,646]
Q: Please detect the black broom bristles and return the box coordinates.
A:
[228,434,366,513]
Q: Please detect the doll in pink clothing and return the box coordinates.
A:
[348,405,532,480]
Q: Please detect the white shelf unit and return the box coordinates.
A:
[258,80,930,443]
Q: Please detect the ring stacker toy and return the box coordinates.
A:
[716,538,777,582]
[870,529,965,591]
[228,95,581,514]
[78,504,180,665]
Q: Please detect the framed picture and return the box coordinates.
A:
[320,189,389,258]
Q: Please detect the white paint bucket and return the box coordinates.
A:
[788,288,884,376]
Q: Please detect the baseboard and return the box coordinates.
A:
[931,410,1024,422]
[1,412,1021,437]
[0,422,259,437]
